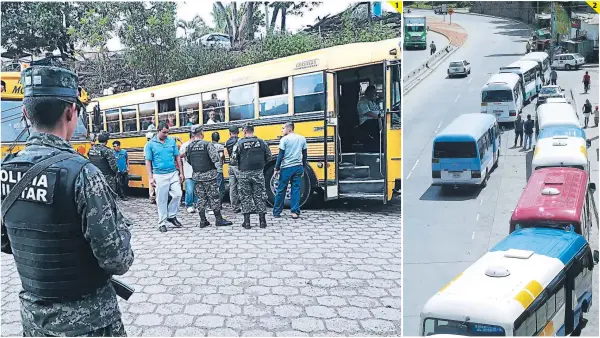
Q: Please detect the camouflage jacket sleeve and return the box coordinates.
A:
[75,163,134,275]
[263,140,273,163]
[207,143,222,170]
[102,147,118,174]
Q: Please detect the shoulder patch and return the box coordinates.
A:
[0,168,57,204]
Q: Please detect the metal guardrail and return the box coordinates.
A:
[403,45,457,93]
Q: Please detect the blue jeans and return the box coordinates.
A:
[185,178,198,207]
[273,165,303,216]
[524,133,533,149]
[217,172,225,201]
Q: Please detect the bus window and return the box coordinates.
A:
[105,109,120,133]
[434,141,477,158]
[1,100,28,142]
[122,106,137,132]
[293,72,325,114]
[228,85,255,121]
[179,94,200,126]
[259,77,289,117]
[391,64,400,129]
[202,90,226,124]
[547,293,556,319]
[139,102,156,130]
[158,98,176,127]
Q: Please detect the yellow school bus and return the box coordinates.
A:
[88,38,401,206]
[1,69,93,158]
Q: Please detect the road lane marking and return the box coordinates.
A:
[411,159,420,171]
[468,77,473,84]
[480,199,483,205]
[434,121,443,134]
[472,232,475,240]
[455,95,460,102]
[406,171,412,180]
[476,214,480,221]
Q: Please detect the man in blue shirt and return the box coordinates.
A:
[273,122,307,219]
[144,122,184,232]
[112,140,129,200]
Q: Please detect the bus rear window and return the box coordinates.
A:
[423,318,505,336]
[482,90,513,102]
[434,141,477,158]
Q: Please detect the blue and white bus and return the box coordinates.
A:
[500,60,541,103]
[521,52,551,85]
[420,227,599,336]
[432,113,500,188]
[481,73,524,123]
[538,125,586,141]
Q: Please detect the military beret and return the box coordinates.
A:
[97,132,110,142]
[191,124,203,134]
[229,126,239,133]
[21,66,80,104]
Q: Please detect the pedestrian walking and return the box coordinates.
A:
[514,114,524,147]
[179,132,198,213]
[524,114,534,150]
[225,126,241,213]
[550,69,557,85]
[212,132,226,202]
[144,122,184,232]
[87,131,119,195]
[112,140,129,200]
[430,41,436,55]
[595,106,599,127]
[1,66,134,337]
[145,131,156,204]
[273,122,307,219]
[231,123,272,229]
[185,125,232,227]
[583,99,592,128]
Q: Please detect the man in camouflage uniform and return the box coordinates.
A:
[225,126,241,213]
[183,125,233,228]
[0,66,134,336]
[87,131,119,195]
[231,123,272,229]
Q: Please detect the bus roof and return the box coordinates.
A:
[482,73,521,90]
[500,60,538,72]
[538,125,586,140]
[422,228,586,325]
[532,136,588,169]
[537,103,580,129]
[435,113,496,142]
[92,38,401,110]
[511,167,588,226]
[521,52,549,62]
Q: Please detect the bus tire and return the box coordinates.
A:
[493,151,499,169]
[264,164,314,209]
[480,170,488,188]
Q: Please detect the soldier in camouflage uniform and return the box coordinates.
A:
[87,131,119,195]
[0,66,134,337]
[231,123,272,229]
[183,125,233,227]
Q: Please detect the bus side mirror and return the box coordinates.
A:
[587,139,592,148]
[93,105,102,132]
[589,182,596,193]
[594,250,599,265]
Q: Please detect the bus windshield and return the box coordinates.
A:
[434,141,477,158]
[406,26,425,32]
[423,318,505,336]
[482,90,513,102]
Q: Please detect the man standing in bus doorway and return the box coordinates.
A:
[1,66,134,337]
[112,140,129,200]
[144,122,184,232]
[514,114,524,148]
[273,122,308,219]
[225,126,241,213]
[523,114,535,150]
[231,123,272,229]
[582,99,592,128]
[357,85,383,151]
[211,132,226,203]
[185,125,232,228]
[88,131,119,195]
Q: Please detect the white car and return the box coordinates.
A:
[536,85,566,106]
[199,33,232,50]
[447,60,470,78]
[551,53,585,70]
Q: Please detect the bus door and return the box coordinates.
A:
[384,60,401,202]
[324,72,339,201]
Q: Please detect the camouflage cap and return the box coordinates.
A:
[228,126,239,133]
[21,66,80,104]
[97,131,110,143]
[191,124,203,134]
[242,122,254,131]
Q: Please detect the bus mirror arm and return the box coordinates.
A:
[586,139,592,148]
[588,182,596,193]
[593,250,599,265]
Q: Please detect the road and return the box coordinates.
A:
[402,10,599,336]
[1,198,400,336]
[403,24,449,74]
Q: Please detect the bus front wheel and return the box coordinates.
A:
[265,165,314,209]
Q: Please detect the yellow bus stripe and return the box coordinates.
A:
[439,272,463,293]
[525,280,543,298]
[514,289,535,308]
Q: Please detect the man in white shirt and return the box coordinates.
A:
[206,111,217,124]
[356,85,382,150]
[179,131,198,212]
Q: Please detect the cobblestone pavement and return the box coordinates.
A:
[1,197,401,336]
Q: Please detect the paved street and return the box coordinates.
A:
[402,9,599,336]
[1,198,400,336]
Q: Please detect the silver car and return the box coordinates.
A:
[447,60,471,78]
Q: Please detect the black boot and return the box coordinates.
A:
[259,213,267,228]
[214,210,233,226]
[242,213,251,229]
[199,210,210,228]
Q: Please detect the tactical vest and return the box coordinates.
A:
[188,140,215,173]
[87,145,115,177]
[225,136,239,163]
[1,147,110,300]
[238,137,267,171]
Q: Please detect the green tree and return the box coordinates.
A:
[265,2,321,34]
[178,15,210,43]
[211,2,264,43]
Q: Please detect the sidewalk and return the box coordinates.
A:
[428,17,468,47]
